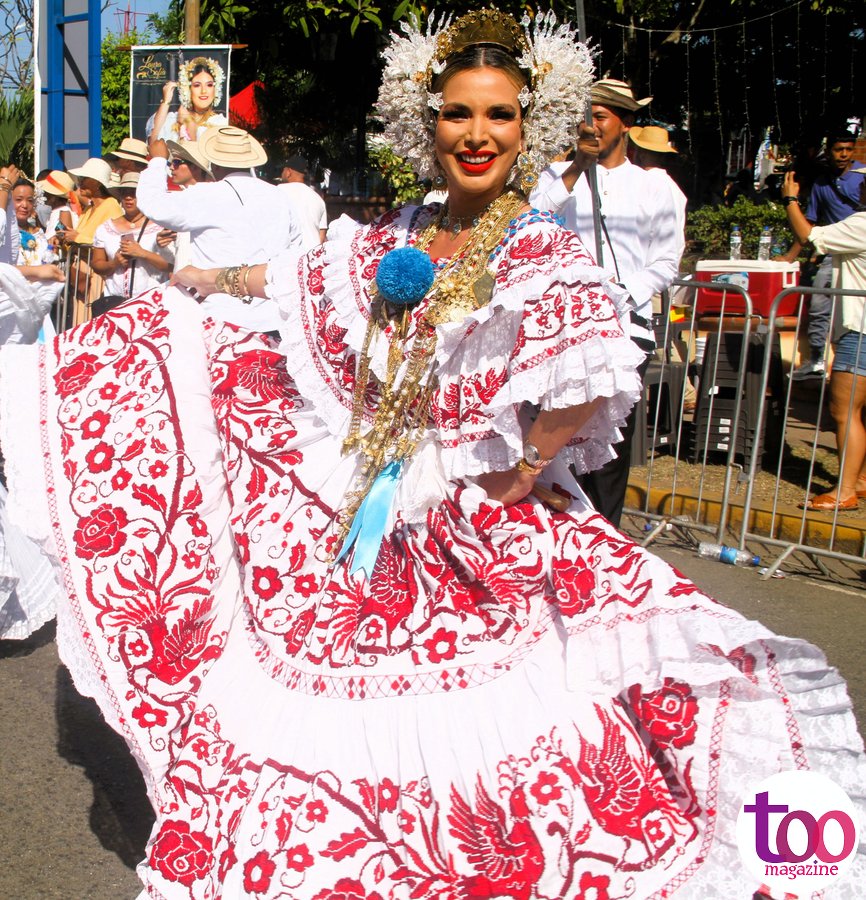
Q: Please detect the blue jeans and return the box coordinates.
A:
[806,255,834,357]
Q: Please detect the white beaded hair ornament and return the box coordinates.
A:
[178,56,225,109]
[376,9,594,181]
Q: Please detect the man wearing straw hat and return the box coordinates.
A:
[138,126,300,331]
[157,140,214,271]
[107,138,150,175]
[532,78,684,527]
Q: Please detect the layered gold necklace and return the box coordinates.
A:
[338,190,525,555]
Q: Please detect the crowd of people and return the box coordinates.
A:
[0,10,865,899]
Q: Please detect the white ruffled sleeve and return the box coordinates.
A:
[0,263,63,344]
[430,216,644,478]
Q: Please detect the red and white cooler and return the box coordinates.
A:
[694,259,801,317]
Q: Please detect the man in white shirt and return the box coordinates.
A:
[140,126,301,332]
[531,79,684,526]
[278,156,327,251]
[160,140,214,271]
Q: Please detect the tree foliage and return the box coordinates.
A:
[101,30,150,156]
[0,89,34,172]
[0,0,34,94]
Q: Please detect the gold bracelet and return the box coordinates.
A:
[515,457,543,477]
[215,267,231,294]
[229,265,242,297]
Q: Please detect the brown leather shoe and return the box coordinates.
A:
[802,492,859,511]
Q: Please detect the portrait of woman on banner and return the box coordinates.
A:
[146,56,229,143]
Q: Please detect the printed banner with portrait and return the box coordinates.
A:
[129,45,232,143]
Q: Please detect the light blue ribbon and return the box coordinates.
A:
[336,459,404,578]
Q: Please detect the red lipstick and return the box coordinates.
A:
[457,153,496,174]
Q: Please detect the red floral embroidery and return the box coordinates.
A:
[422,627,457,664]
[252,565,283,601]
[552,556,596,617]
[305,800,327,823]
[398,810,415,833]
[55,352,101,397]
[628,679,699,750]
[132,701,167,728]
[73,503,129,559]
[243,851,275,893]
[530,771,562,806]
[111,469,131,491]
[80,410,110,439]
[378,777,400,813]
[575,871,610,900]
[285,843,314,871]
[85,441,114,473]
[149,460,169,478]
[189,514,208,537]
[294,573,318,597]
[214,349,289,401]
[285,608,315,654]
[311,879,384,900]
[149,820,213,887]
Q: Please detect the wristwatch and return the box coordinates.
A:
[781,196,799,206]
[517,440,554,476]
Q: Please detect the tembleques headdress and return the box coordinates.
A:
[178,56,225,109]
[376,9,594,182]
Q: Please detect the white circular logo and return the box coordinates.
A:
[736,771,859,893]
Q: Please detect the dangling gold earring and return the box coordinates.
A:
[517,151,537,194]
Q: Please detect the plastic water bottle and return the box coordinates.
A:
[729,224,742,261]
[757,225,772,261]
[697,541,760,567]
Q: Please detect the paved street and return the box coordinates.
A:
[1,534,863,900]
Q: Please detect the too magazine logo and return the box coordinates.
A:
[736,770,859,893]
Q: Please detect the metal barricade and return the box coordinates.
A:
[626,276,760,547]
[738,286,866,577]
[53,244,98,333]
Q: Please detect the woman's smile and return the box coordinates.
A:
[456,151,497,174]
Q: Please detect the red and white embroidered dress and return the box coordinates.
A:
[2,207,864,898]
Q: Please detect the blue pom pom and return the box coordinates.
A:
[375,247,435,306]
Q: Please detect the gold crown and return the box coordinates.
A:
[435,9,528,63]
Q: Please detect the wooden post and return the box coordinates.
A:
[185,0,200,44]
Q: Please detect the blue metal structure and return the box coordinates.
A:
[42,0,102,169]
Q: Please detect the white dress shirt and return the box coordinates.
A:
[278,182,327,252]
[137,158,302,331]
[531,159,683,324]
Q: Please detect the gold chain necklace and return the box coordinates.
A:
[338,190,525,539]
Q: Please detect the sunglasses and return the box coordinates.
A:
[169,158,189,169]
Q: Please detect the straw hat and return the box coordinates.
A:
[590,78,652,113]
[199,126,268,168]
[166,139,213,176]
[108,172,140,197]
[68,158,114,189]
[109,137,149,164]
[629,125,678,154]
[38,170,76,197]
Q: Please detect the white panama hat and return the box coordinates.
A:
[199,126,268,169]
[67,158,114,190]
